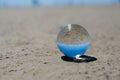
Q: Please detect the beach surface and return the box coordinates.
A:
[0,5,120,80]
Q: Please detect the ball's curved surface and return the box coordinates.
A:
[57,24,91,58]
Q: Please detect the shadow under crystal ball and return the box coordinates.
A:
[57,24,91,59]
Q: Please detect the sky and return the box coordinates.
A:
[0,0,119,7]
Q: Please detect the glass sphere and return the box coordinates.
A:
[57,24,91,59]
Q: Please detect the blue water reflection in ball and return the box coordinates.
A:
[57,24,91,59]
[57,42,90,58]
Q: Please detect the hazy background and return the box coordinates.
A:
[0,0,120,7]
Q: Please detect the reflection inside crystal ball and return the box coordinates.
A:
[57,24,91,59]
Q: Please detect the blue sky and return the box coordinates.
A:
[0,0,119,6]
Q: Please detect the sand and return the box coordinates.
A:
[0,5,120,80]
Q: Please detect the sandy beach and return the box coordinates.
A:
[0,5,120,80]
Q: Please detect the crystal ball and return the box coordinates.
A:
[57,24,91,59]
